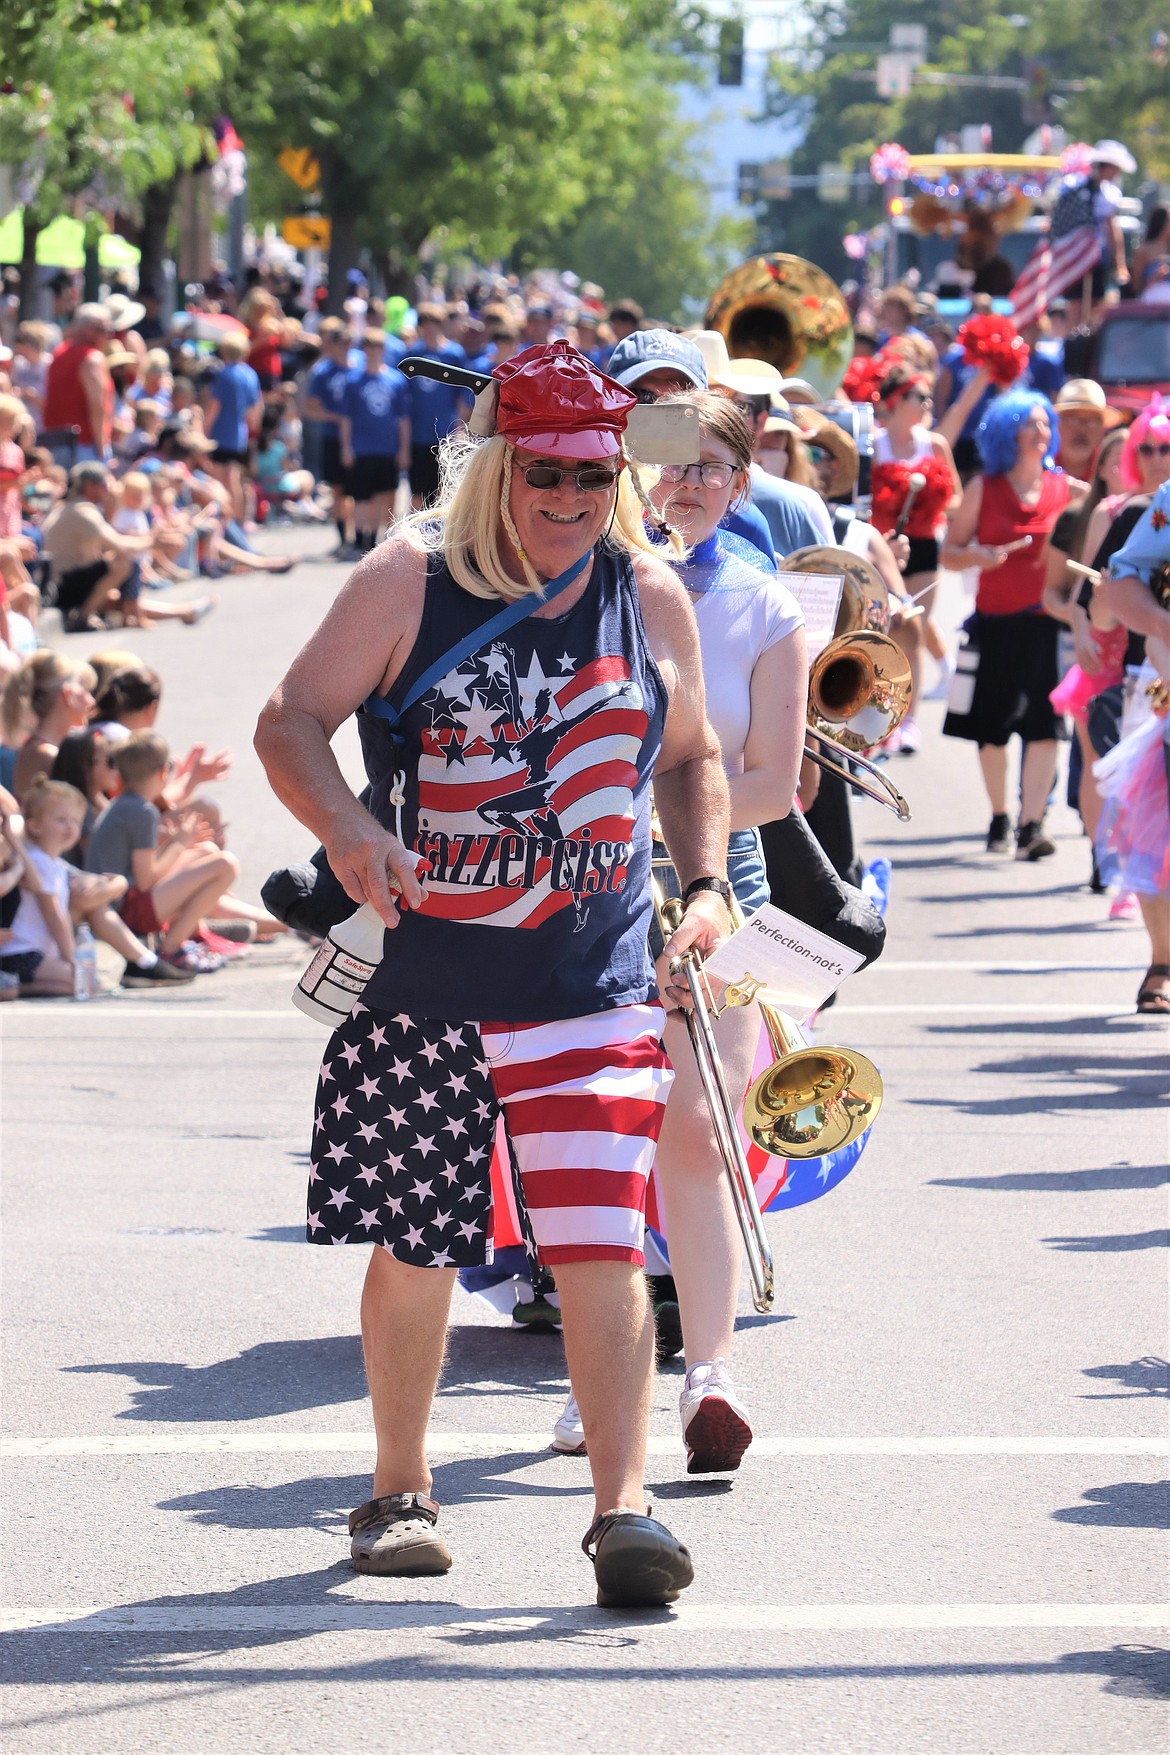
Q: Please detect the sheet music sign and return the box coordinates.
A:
[704,902,865,1016]
[782,571,843,660]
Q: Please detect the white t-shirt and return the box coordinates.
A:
[678,537,804,776]
[6,842,72,960]
[112,506,151,537]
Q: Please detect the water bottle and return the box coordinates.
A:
[73,923,98,1001]
[292,903,388,1027]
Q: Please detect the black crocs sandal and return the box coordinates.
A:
[1137,964,1170,1016]
[582,1506,694,1608]
[348,1492,452,1576]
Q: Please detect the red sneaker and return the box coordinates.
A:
[193,925,249,960]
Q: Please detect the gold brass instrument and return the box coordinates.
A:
[781,545,913,820]
[651,866,884,1312]
[653,874,775,1313]
[705,255,853,402]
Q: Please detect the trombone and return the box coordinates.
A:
[652,871,883,1314]
[782,545,914,820]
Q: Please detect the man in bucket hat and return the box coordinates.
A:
[256,342,732,1608]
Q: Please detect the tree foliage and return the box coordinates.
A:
[229,0,720,295]
[761,0,1169,277]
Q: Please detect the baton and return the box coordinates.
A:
[893,471,927,539]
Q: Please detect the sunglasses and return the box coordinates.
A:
[904,389,933,404]
[514,460,621,491]
[806,445,832,465]
[659,461,738,489]
[1137,442,1170,457]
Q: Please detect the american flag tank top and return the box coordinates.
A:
[358,544,667,1023]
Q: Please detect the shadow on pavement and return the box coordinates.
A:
[1045,1230,1170,1252]
[932,1163,1167,1192]
[927,1017,1152,1037]
[910,1076,1164,1117]
[65,1322,570,1423]
[1082,1358,1169,1399]
[2,1570,1167,1703]
[64,1335,368,1421]
[156,1452,594,1533]
[436,1322,566,1398]
[1052,1481,1170,1530]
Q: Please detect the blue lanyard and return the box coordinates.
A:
[362,548,592,732]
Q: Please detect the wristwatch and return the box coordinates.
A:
[681,876,733,907]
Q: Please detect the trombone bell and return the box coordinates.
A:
[808,630,913,755]
[745,1043,884,1158]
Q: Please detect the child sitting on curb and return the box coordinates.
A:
[86,730,239,974]
[0,775,195,993]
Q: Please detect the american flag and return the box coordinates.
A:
[413,642,647,930]
[1010,178,1101,329]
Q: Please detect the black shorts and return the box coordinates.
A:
[55,560,108,614]
[211,446,249,467]
[321,434,348,492]
[943,610,1065,747]
[0,950,43,982]
[348,454,399,502]
[904,536,939,576]
[410,443,442,505]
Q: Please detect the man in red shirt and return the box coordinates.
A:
[41,305,113,466]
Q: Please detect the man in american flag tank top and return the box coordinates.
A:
[257,343,733,1607]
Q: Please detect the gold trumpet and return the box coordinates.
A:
[782,545,914,820]
[652,871,883,1313]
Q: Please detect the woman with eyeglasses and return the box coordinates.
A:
[941,390,1084,859]
[871,363,962,749]
[554,390,807,1474]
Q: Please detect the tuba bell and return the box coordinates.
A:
[705,254,854,401]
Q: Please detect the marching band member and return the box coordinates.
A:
[553,391,808,1472]
[256,343,734,1609]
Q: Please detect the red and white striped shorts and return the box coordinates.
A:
[308,1001,672,1267]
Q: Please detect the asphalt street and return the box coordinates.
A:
[2,527,1167,1754]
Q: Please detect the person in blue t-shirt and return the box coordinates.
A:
[338,330,411,553]
[405,304,472,510]
[203,332,262,522]
[303,316,363,557]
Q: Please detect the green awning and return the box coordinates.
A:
[0,209,141,271]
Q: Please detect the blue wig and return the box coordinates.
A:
[976,389,1059,477]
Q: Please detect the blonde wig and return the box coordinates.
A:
[402,432,681,602]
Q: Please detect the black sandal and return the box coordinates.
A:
[582,1506,694,1608]
[1137,964,1170,1016]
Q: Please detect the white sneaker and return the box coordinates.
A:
[898,715,921,755]
[922,657,956,701]
[551,1391,587,1455]
[679,1358,752,1475]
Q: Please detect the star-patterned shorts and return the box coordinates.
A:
[309,1001,673,1269]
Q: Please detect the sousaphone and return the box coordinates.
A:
[705,254,853,401]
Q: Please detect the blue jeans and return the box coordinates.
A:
[650,826,768,955]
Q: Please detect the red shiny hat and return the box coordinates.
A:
[493,341,636,460]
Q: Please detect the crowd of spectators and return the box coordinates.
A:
[0,231,1166,1010]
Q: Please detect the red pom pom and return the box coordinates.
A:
[842,355,884,406]
[958,313,1030,388]
[870,454,954,538]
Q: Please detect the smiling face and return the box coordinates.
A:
[1018,404,1052,460]
[504,447,621,579]
[648,432,743,549]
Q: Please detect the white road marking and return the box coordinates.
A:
[2,1432,1164,1459]
[1,1603,1165,1636]
[873,960,1146,973]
